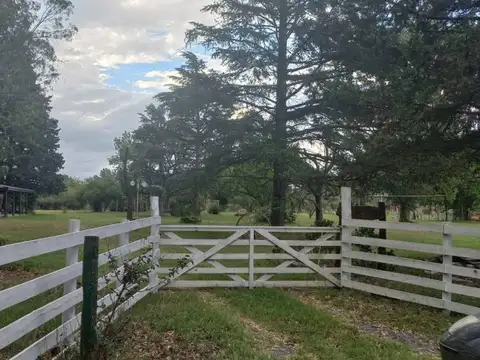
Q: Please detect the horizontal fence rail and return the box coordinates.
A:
[0,217,161,266]
[340,186,480,316]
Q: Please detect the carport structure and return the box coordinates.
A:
[0,184,35,217]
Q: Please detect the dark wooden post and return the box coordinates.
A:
[19,193,22,214]
[377,202,387,268]
[334,204,342,267]
[3,190,8,217]
[1,190,5,217]
[378,202,387,241]
[80,236,99,359]
[11,192,15,216]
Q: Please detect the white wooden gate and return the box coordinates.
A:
[152,225,342,289]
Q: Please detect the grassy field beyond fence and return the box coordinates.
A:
[1,210,479,359]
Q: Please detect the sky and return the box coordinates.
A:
[51,0,218,178]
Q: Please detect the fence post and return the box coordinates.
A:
[341,187,352,286]
[149,196,161,289]
[116,219,130,288]
[62,219,80,331]
[249,228,255,289]
[442,223,453,315]
[81,236,99,359]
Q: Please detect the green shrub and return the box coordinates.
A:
[304,219,335,240]
[0,236,8,246]
[180,215,202,224]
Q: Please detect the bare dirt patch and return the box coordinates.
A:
[198,291,297,358]
[121,321,218,360]
[0,267,38,290]
[288,289,439,356]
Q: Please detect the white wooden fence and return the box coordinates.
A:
[1,189,480,359]
[0,197,162,360]
[340,187,480,316]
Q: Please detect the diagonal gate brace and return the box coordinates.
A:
[257,233,336,282]
[256,229,341,287]
[164,232,247,286]
[154,230,248,291]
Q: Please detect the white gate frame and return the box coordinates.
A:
[152,226,342,290]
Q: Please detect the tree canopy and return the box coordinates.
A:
[84,0,480,223]
[1,0,76,194]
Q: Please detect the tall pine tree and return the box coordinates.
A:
[187,0,331,225]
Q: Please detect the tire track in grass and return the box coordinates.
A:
[287,289,440,357]
[198,291,297,359]
[214,288,437,360]
[118,290,273,360]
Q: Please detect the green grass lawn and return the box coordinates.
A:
[114,289,441,360]
[1,210,478,359]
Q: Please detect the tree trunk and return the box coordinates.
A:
[399,201,409,222]
[314,192,324,225]
[192,121,201,217]
[123,148,134,221]
[270,0,288,226]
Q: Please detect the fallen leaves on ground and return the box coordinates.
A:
[121,321,218,360]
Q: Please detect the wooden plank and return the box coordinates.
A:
[344,251,444,272]
[117,219,130,288]
[62,220,81,330]
[0,288,84,349]
[0,262,82,312]
[249,229,254,289]
[449,247,480,259]
[343,265,444,290]
[255,281,335,288]
[163,232,247,286]
[256,229,341,287]
[343,279,444,309]
[160,253,342,260]
[97,236,155,265]
[159,225,339,232]
[444,224,480,237]
[166,280,336,288]
[346,236,444,255]
[449,283,480,299]
[156,267,341,274]
[154,230,248,290]
[343,219,444,233]
[0,217,161,266]
[0,257,135,350]
[443,226,453,314]
[257,233,340,282]
[341,187,352,283]
[155,239,341,247]
[445,301,480,316]
[9,283,146,360]
[448,264,480,280]
[149,197,161,288]
[0,237,152,313]
[80,236,100,358]
[165,281,245,288]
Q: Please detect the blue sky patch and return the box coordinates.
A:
[103,59,184,90]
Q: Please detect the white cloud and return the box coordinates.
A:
[135,80,167,90]
[145,70,167,78]
[52,0,214,178]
